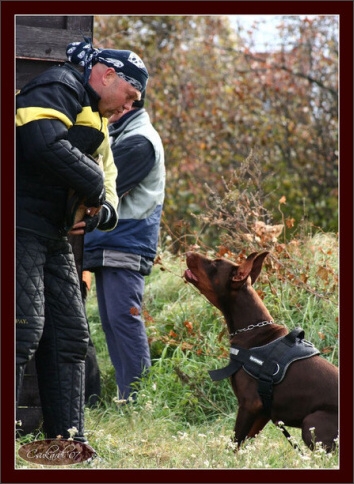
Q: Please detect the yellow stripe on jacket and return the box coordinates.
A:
[16,107,73,128]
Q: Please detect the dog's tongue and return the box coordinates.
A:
[184,269,199,282]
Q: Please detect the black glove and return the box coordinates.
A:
[84,201,118,233]
[83,212,101,233]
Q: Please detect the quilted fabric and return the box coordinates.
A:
[16,230,89,439]
[16,64,106,239]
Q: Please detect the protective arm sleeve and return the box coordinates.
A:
[18,118,105,205]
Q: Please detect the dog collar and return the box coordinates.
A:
[229,320,274,338]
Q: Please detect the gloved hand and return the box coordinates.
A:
[84,201,118,233]
[85,186,106,208]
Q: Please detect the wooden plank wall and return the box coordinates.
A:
[16,15,93,89]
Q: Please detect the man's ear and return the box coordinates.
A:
[102,67,117,86]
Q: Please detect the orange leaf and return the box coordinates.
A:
[317,266,329,282]
[321,346,334,354]
[285,217,295,228]
[217,246,231,258]
[130,307,140,316]
[300,273,309,283]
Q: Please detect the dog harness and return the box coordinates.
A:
[209,328,320,413]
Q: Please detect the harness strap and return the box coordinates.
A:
[283,328,305,345]
[257,376,273,413]
[255,328,305,413]
[208,358,242,381]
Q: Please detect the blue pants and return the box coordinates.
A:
[94,267,151,399]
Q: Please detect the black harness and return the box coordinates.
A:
[209,328,320,413]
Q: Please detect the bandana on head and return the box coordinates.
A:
[66,39,148,92]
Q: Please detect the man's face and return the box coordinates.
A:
[109,109,129,124]
[91,67,141,118]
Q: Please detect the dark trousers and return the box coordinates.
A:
[94,267,151,400]
[16,231,89,440]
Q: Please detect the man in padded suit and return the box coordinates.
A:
[16,39,148,442]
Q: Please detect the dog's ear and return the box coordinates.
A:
[231,252,259,283]
[231,252,269,285]
[249,251,269,284]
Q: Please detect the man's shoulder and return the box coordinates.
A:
[112,134,153,153]
[20,63,84,95]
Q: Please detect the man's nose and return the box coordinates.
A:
[123,101,134,111]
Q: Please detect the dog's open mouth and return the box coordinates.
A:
[184,269,199,283]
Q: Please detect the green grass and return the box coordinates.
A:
[15,233,339,469]
[15,413,339,469]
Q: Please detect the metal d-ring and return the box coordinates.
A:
[273,363,280,376]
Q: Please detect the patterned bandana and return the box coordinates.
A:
[66,39,148,92]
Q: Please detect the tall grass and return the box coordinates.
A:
[16,233,339,469]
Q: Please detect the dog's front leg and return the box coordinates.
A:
[247,415,270,439]
[233,406,264,448]
[232,374,266,448]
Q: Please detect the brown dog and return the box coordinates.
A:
[184,251,338,451]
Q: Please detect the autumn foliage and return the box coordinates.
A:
[94,15,338,248]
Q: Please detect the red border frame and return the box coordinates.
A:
[2,2,353,483]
